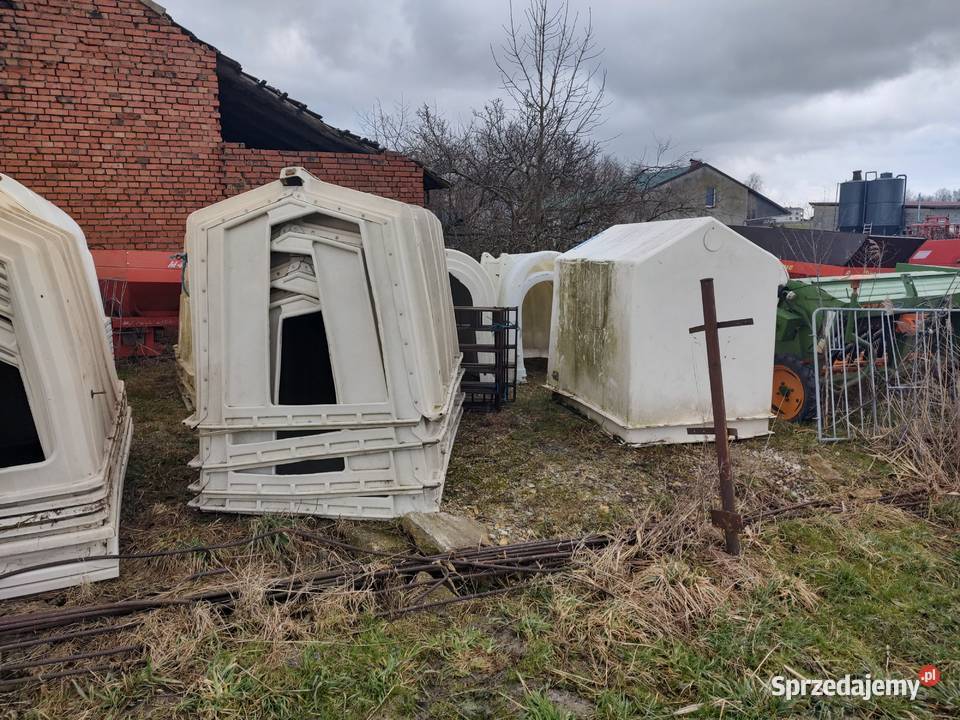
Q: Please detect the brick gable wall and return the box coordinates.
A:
[222,146,424,207]
[0,0,426,250]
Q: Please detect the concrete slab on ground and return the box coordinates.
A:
[401,512,491,554]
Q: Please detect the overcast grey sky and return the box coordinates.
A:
[160,0,960,208]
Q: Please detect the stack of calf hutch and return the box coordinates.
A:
[547,217,787,445]
[0,175,132,599]
[181,167,463,519]
[444,249,560,382]
[481,251,559,382]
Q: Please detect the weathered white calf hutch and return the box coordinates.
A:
[0,175,131,599]
[547,218,787,445]
[183,167,463,519]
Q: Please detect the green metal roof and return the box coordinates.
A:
[637,166,691,189]
[789,270,960,306]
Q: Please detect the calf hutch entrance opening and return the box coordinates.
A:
[482,251,559,382]
[449,273,481,374]
[0,360,44,469]
[520,278,553,361]
[182,167,463,519]
[446,249,558,384]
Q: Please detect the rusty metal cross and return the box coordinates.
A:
[688,277,754,556]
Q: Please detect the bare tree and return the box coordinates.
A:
[358,97,417,154]
[933,187,960,202]
[746,172,764,192]
[361,0,695,256]
[907,188,960,203]
[491,0,606,240]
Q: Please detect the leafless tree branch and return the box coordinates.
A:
[360,0,695,256]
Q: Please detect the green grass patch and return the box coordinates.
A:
[18,359,959,719]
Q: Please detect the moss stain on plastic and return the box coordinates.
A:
[556,260,616,395]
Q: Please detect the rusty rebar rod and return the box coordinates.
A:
[0,660,144,690]
[0,644,139,674]
[0,621,140,655]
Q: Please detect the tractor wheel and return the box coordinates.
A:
[771,355,816,422]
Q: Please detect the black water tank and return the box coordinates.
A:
[837,172,866,231]
[864,173,906,234]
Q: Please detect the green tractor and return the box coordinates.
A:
[771,268,960,421]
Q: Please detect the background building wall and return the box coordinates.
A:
[0,0,224,250]
[808,201,960,233]
[747,192,784,221]
[664,166,750,225]
[0,0,426,251]
[221,147,424,206]
[809,202,839,231]
[904,202,960,227]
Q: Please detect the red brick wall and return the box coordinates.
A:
[222,146,425,207]
[0,0,223,250]
[0,0,427,251]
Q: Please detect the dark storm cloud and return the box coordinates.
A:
[160,0,960,206]
[600,1,959,100]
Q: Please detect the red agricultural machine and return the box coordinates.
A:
[906,215,960,241]
[91,250,183,359]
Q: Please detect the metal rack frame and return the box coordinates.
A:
[454,305,518,411]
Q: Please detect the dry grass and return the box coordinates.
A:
[6,359,958,719]
[872,375,960,493]
[825,313,960,496]
[516,499,823,686]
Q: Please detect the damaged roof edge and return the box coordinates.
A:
[137,0,448,192]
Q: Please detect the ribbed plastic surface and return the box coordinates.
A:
[0,175,130,599]
[182,167,463,519]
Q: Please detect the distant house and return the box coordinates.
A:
[782,206,806,223]
[641,160,788,226]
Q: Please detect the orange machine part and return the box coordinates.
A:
[771,364,806,421]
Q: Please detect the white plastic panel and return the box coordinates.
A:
[223,215,272,408]
[480,251,559,381]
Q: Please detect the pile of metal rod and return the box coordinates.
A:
[0,486,937,690]
[877,488,934,515]
[0,530,619,689]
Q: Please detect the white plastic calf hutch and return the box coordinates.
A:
[547,218,787,445]
[481,251,559,382]
[445,249,497,310]
[184,167,463,519]
[444,249,496,382]
[0,175,132,599]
